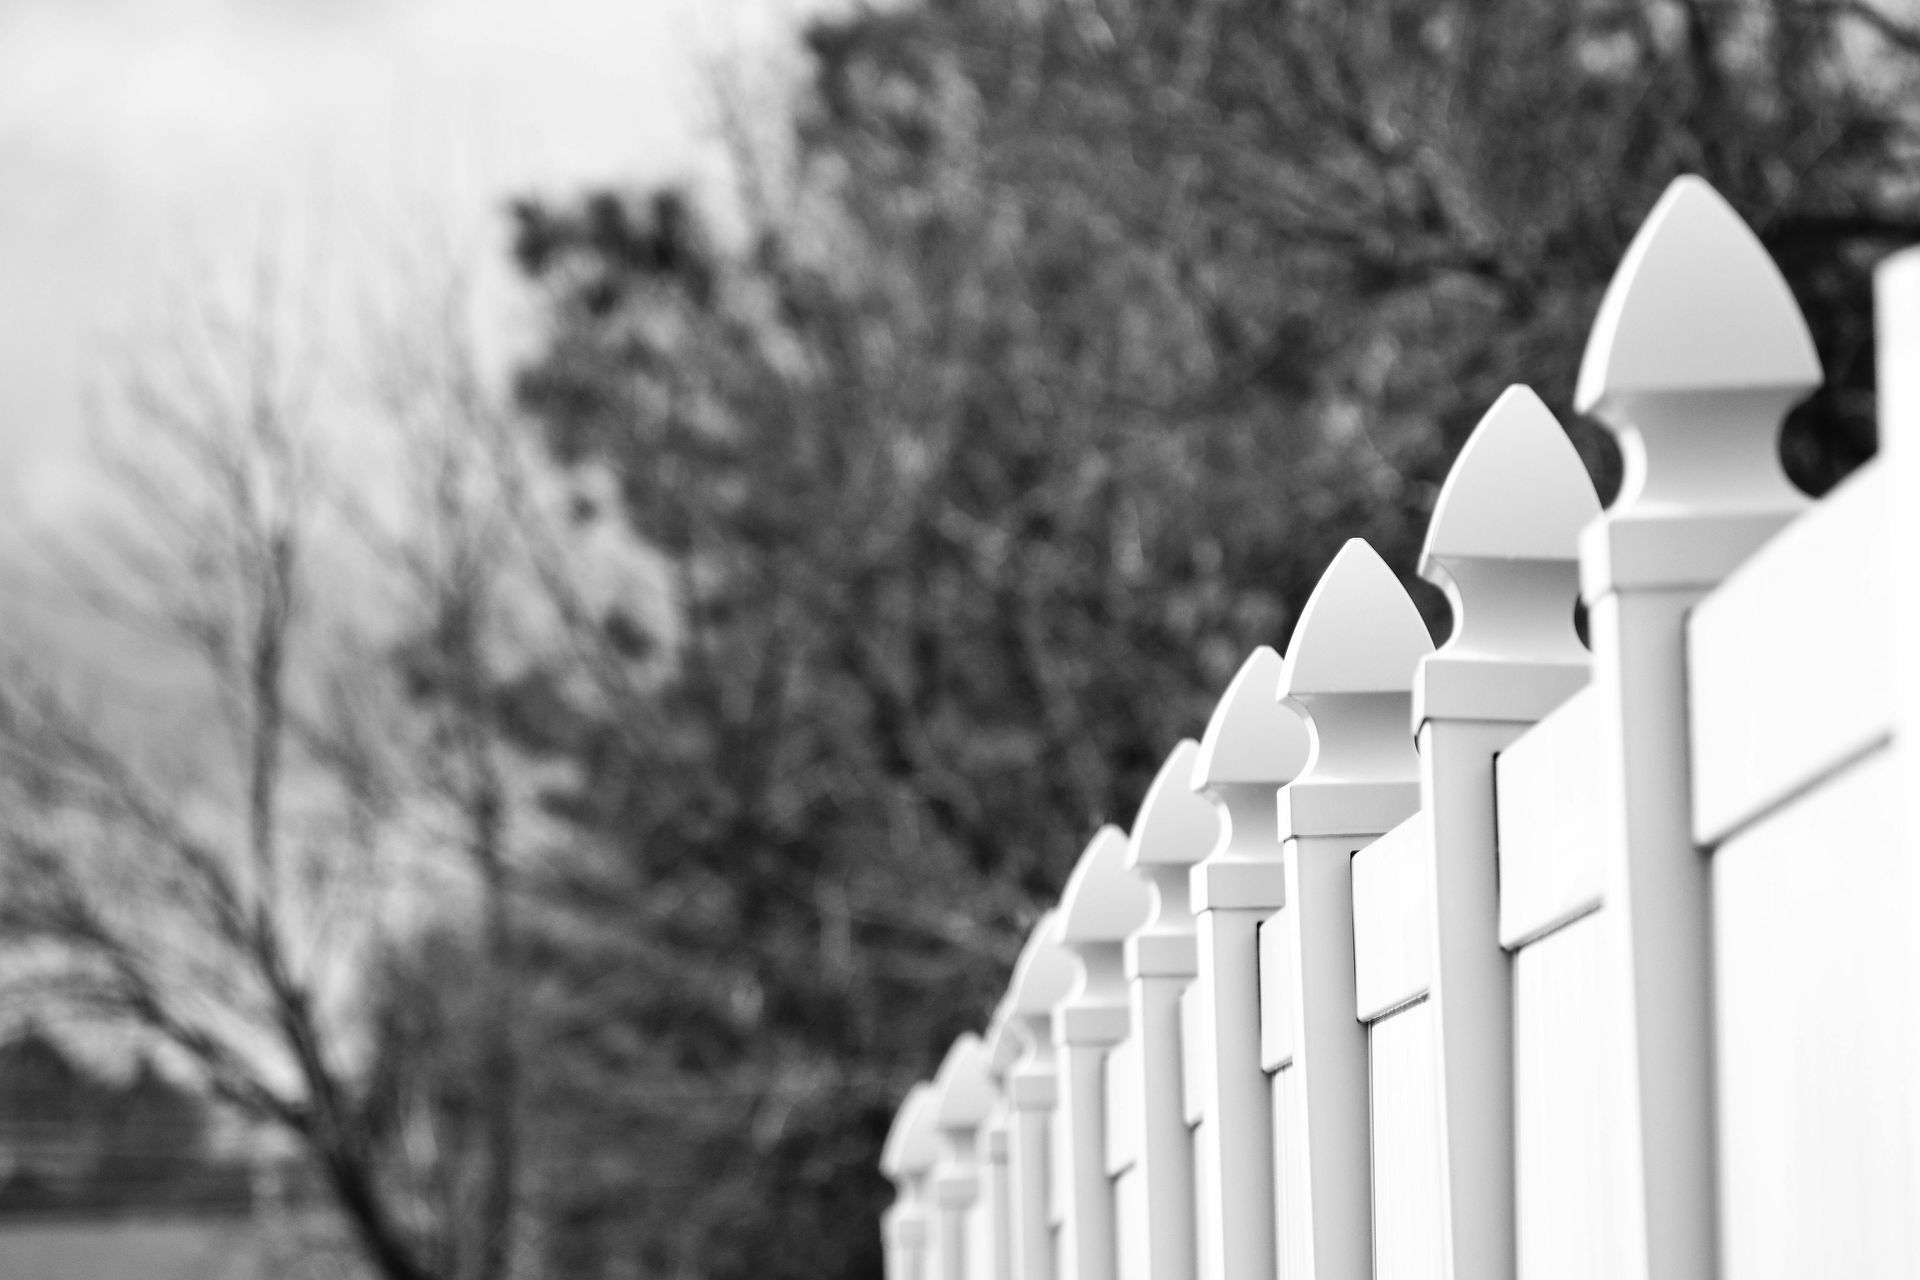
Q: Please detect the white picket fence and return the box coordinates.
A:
[877,175,1920,1280]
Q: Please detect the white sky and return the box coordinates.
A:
[0,0,836,530]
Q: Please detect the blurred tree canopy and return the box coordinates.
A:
[499,1,1917,1277]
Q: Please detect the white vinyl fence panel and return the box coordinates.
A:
[878,176,1920,1280]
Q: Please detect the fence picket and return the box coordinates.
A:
[1117,739,1219,1280]
[982,1002,1023,1280]
[1186,645,1310,1280]
[931,1034,999,1280]
[1265,538,1429,1280]
[1051,827,1151,1280]
[1006,912,1077,1280]
[1386,385,1596,1280]
[1574,175,1820,1280]
[885,1083,943,1280]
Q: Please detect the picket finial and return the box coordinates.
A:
[1056,824,1150,1048]
[1008,910,1076,1023]
[1423,386,1600,567]
[1124,739,1219,983]
[1282,540,1431,698]
[1416,386,1597,726]
[881,1082,941,1182]
[1189,646,1310,911]
[1577,176,1819,410]
[1128,739,1219,924]
[1058,824,1151,948]
[1193,646,1311,788]
[1279,539,1429,835]
[932,1032,998,1134]
[1007,911,1076,1066]
[1574,175,1819,595]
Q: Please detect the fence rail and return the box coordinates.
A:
[878,175,1920,1280]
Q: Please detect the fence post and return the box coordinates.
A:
[1187,645,1312,1280]
[884,1082,943,1280]
[1266,538,1430,1280]
[1053,826,1152,1280]
[933,1033,999,1280]
[1409,386,1597,1278]
[1575,175,1820,1280]
[1119,738,1220,1280]
[1006,911,1077,1280]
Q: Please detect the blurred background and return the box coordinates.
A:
[0,0,1911,1277]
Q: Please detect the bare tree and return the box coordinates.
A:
[0,242,543,1280]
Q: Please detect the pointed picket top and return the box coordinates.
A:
[1129,740,1219,870]
[932,1032,998,1133]
[1126,739,1219,943]
[1421,386,1599,570]
[1415,387,1595,725]
[1576,175,1820,411]
[1189,649,1308,908]
[1007,910,1076,1019]
[1280,539,1432,698]
[1574,176,1814,593]
[1277,541,1429,838]
[1058,824,1152,946]
[881,1082,941,1180]
[1192,646,1311,789]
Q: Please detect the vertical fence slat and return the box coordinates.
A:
[1349,814,1438,1280]
[1499,696,1618,1277]
[1712,750,1911,1276]
[1574,175,1821,1280]
[1268,538,1429,1280]
[1512,914,1614,1280]
[1186,646,1311,1280]
[1366,1000,1443,1280]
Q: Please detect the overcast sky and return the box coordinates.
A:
[0,0,835,530]
[0,0,852,739]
